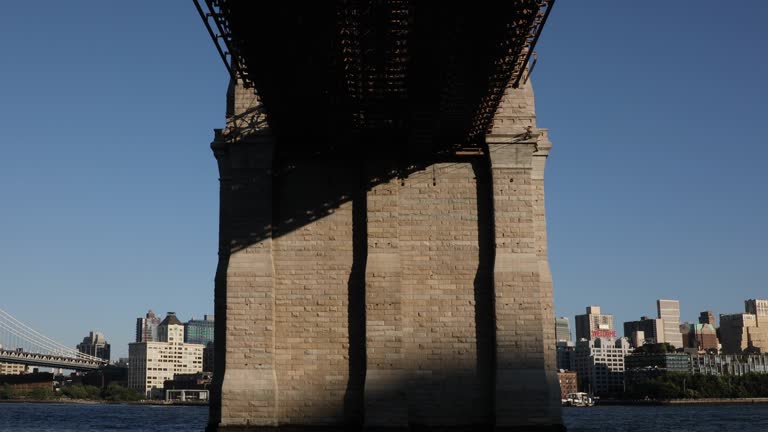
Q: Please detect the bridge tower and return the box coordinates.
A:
[196,1,562,430]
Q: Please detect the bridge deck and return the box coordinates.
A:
[0,349,105,371]
[196,1,553,153]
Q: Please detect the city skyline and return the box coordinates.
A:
[1,1,767,360]
[562,297,768,346]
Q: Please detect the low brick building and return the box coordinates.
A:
[557,370,577,400]
[0,372,53,393]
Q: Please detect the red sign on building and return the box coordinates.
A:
[591,329,616,338]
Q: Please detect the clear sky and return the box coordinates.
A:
[0,1,766,358]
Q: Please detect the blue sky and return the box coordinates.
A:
[0,1,766,358]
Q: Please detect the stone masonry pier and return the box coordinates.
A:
[207,80,562,431]
[196,1,562,430]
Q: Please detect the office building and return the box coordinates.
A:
[657,299,683,349]
[719,313,768,354]
[136,310,161,343]
[573,337,631,396]
[556,341,575,371]
[699,310,716,326]
[720,313,755,353]
[184,315,215,345]
[745,299,768,326]
[625,352,690,386]
[575,306,615,341]
[128,312,205,398]
[623,316,665,347]
[679,323,718,352]
[625,352,690,374]
[629,330,645,349]
[76,331,111,362]
[555,317,571,343]
[0,362,26,375]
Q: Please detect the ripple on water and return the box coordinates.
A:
[3,402,768,431]
[563,404,768,432]
[0,403,209,432]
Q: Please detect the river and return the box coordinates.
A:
[2,403,768,431]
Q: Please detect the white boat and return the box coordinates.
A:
[562,392,595,407]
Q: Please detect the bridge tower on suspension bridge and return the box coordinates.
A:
[194,1,563,430]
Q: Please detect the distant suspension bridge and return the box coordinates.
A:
[0,308,106,371]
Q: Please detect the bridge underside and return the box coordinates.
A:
[203,1,549,154]
[199,1,562,431]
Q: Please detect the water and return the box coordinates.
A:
[564,405,768,432]
[0,403,208,431]
[2,403,768,431]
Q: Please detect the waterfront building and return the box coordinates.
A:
[745,299,768,326]
[184,315,215,345]
[719,313,768,354]
[0,362,26,375]
[623,316,665,347]
[76,331,111,362]
[690,353,768,376]
[573,337,631,396]
[624,352,690,386]
[699,310,716,326]
[657,299,683,349]
[557,370,577,400]
[128,312,205,398]
[679,323,718,352]
[0,372,53,393]
[135,310,161,343]
[575,306,615,341]
[555,317,571,343]
[163,372,212,402]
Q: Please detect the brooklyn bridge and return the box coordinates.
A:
[194,1,562,430]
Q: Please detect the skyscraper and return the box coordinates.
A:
[745,299,768,326]
[623,316,665,347]
[555,316,574,371]
[76,331,111,362]
[575,306,614,341]
[556,342,575,371]
[680,323,718,351]
[699,311,716,326]
[657,299,683,349]
[719,313,758,353]
[555,317,571,343]
[135,309,161,343]
[184,315,215,345]
[719,303,768,355]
